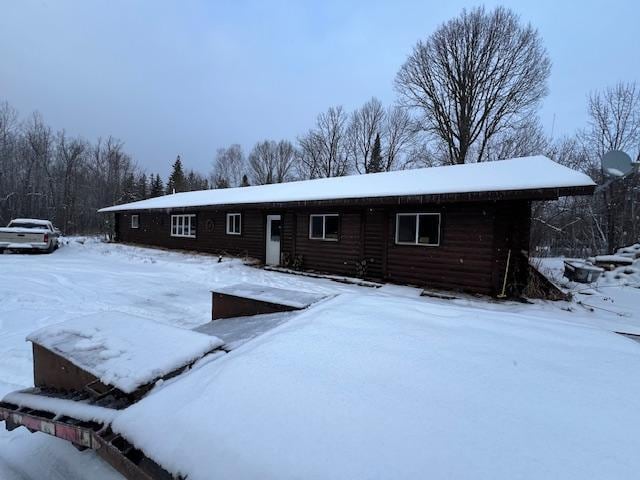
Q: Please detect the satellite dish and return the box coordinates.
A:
[601,150,633,178]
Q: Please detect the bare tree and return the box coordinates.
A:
[249,140,297,185]
[483,116,549,162]
[583,81,640,252]
[53,131,88,232]
[347,98,386,173]
[211,144,245,188]
[395,6,551,164]
[0,102,20,220]
[585,81,640,160]
[249,141,276,184]
[0,101,146,233]
[383,106,417,170]
[298,106,350,178]
[274,140,297,182]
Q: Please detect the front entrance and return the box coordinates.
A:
[265,215,281,266]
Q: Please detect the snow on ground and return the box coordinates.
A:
[536,254,640,335]
[0,238,361,479]
[1,238,640,479]
[114,293,640,480]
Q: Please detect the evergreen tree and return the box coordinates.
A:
[121,172,137,203]
[367,133,384,173]
[186,171,197,191]
[214,174,229,189]
[241,174,250,187]
[150,174,164,197]
[137,173,148,199]
[166,155,186,194]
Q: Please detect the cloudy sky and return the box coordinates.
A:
[1,0,638,175]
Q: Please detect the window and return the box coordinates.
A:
[171,214,196,238]
[309,214,339,241]
[226,213,241,235]
[270,219,281,241]
[395,213,440,246]
[131,215,139,229]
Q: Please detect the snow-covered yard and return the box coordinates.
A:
[1,239,640,479]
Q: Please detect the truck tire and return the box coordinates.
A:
[44,242,55,254]
[0,248,5,255]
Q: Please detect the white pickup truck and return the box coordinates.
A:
[0,218,61,254]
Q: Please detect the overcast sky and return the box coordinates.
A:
[1,0,638,176]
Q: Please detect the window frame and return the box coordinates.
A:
[170,214,197,238]
[130,214,139,229]
[395,213,441,247]
[226,213,242,235]
[308,214,339,241]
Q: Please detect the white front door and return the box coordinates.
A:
[265,215,281,266]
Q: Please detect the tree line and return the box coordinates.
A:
[0,106,211,233]
[1,5,638,256]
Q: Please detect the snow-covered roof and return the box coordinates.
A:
[99,156,595,213]
[28,312,224,393]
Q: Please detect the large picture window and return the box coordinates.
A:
[395,213,440,246]
[171,214,196,238]
[226,213,241,235]
[131,214,139,229]
[309,214,339,241]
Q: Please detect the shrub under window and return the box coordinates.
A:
[395,213,440,246]
[309,214,339,241]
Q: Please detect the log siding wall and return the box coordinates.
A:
[117,209,266,260]
[115,199,532,296]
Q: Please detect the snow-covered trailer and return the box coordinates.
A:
[100,156,595,297]
[0,313,227,479]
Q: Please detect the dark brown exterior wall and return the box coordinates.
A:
[114,200,531,296]
[492,200,531,295]
[288,209,363,277]
[384,203,497,295]
[117,209,267,261]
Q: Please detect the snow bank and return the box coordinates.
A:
[113,294,640,480]
[28,312,224,393]
[99,156,595,212]
[214,283,327,309]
